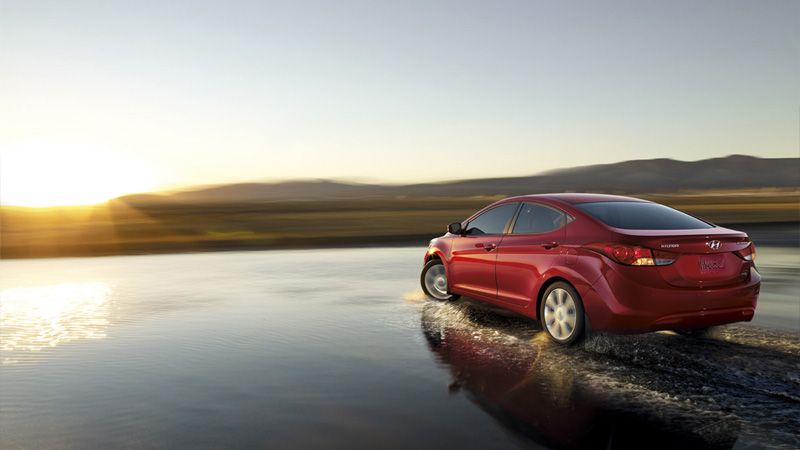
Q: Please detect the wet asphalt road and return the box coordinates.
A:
[0,247,797,449]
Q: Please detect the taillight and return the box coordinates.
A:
[586,243,675,266]
[735,243,756,262]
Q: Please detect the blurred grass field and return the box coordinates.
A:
[2,189,798,258]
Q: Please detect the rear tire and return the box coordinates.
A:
[540,282,585,345]
[421,259,460,302]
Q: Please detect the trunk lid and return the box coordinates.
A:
[614,226,752,288]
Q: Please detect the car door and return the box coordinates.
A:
[495,202,567,306]
[449,202,519,300]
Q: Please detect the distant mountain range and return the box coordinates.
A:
[120,155,800,204]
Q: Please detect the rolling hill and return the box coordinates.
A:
[119,154,800,204]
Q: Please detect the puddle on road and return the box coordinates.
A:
[419,298,800,450]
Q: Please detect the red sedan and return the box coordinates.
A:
[420,194,760,345]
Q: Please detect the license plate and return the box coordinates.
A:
[698,254,725,272]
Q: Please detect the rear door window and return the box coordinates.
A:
[512,203,566,234]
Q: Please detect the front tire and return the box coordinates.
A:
[540,282,585,345]
[421,260,460,301]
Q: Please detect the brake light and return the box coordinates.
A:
[586,243,675,266]
[735,243,756,262]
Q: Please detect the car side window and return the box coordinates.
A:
[465,203,518,235]
[512,203,566,234]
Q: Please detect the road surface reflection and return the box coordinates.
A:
[0,282,111,363]
[421,299,799,449]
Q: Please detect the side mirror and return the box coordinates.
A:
[448,222,463,235]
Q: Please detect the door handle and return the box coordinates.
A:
[483,243,497,251]
[540,242,559,249]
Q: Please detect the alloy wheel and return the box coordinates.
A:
[424,264,450,300]
[543,288,578,341]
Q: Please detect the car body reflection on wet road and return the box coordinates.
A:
[421,299,798,449]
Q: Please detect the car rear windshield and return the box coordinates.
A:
[575,201,713,230]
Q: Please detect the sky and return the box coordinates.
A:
[1,0,799,205]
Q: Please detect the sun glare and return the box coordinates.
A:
[0,142,158,207]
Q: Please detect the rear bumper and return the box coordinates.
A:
[579,263,760,333]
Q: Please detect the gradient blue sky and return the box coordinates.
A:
[1,0,798,200]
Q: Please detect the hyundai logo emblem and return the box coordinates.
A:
[707,240,721,250]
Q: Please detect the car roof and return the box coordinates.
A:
[502,193,648,205]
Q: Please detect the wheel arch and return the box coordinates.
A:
[424,250,444,264]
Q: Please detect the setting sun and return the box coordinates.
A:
[0,142,158,207]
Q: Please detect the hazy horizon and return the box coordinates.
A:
[133,152,800,193]
[1,152,796,208]
[2,0,799,206]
